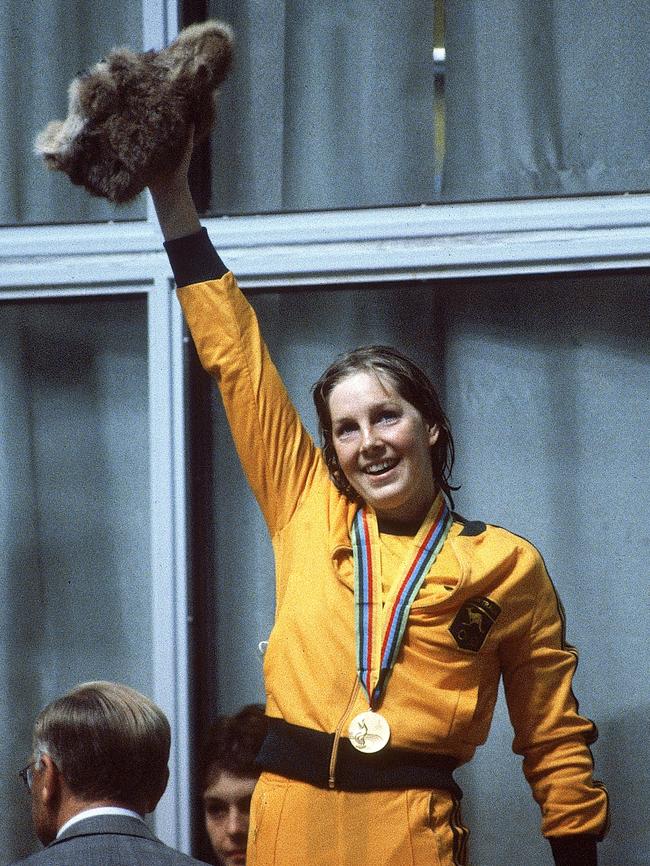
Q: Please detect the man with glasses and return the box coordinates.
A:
[13,680,210,866]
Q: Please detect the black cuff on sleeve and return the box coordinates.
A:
[549,835,597,866]
[163,227,228,288]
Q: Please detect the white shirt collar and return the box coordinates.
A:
[57,806,144,839]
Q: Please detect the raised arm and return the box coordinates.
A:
[146,134,322,537]
[148,129,201,241]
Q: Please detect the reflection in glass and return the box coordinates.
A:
[1,0,144,226]
[0,296,151,859]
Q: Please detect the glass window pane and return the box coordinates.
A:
[207,0,438,214]
[1,295,151,859]
[1,1,144,226]
[441,1,650,201]
[205,1,649,213]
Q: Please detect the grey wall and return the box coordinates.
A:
[207,270,650,866]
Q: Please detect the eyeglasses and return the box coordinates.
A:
[18,761,35,793]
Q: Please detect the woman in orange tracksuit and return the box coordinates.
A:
[149,142,608,866]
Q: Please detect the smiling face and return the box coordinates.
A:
[203,770,256,866]
[328,370,439,528]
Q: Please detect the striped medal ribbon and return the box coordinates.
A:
[351,492,453,711]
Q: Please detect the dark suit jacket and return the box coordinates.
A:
[11,814,211,866]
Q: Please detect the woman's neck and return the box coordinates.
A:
[377,515,424,537]
[374,488,441,536]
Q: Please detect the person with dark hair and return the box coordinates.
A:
[200,705,267,866]
[147,134,609,866]
[12,681,210,866]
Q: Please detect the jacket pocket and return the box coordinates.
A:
[448,683,480,739]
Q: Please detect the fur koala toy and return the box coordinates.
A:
[34,20,233,203]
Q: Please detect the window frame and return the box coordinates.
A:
[0,0,647,854]
[1,190,648,286]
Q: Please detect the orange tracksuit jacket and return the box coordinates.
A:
[171,231,608,862]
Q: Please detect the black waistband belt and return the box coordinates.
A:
[256,717,462,796]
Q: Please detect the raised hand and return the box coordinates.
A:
[148,126,201,241]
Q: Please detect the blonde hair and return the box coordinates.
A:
[34,681,170,809]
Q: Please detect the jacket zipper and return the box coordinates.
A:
[328,678,361,789]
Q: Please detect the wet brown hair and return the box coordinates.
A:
[312,345,456,507]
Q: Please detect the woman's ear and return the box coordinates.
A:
[428,423,440,447]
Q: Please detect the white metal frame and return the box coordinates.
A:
[1,191,648,289]
[201,192,650,287]
[0,0,648,853]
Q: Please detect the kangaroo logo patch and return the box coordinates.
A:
[450,597,501,652]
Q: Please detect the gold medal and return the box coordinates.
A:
[348,710,391,753]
